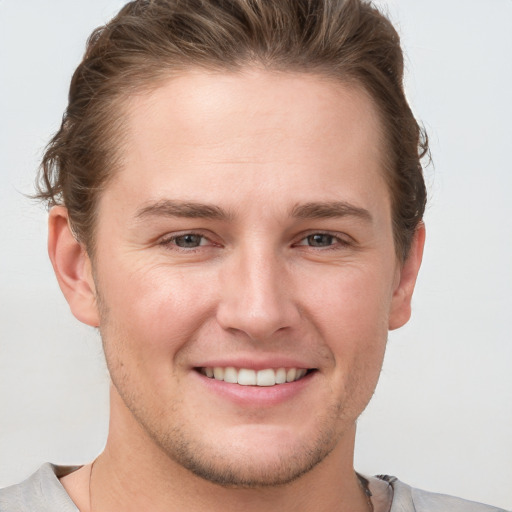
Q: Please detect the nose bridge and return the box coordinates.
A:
[217,238,297,340]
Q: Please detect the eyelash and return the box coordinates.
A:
[294,232,351,250]
[159,231,351,252]
[159,231,215,252]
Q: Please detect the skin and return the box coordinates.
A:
[49,68,424,512]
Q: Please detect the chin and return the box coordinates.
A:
[170,441,333,488]
[151,421,343,489]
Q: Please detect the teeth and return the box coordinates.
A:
[286,368,296,382]
[256,369,275,386]
[275,368,287,384]
[296,369,307,379]
[202,367,310,386]
[238,368,256,385]
[224,367,238,384]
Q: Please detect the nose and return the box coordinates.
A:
[216,246,300,341]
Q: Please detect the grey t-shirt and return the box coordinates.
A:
[0,463,508,512]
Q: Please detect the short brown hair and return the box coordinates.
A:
[36,0,428,260]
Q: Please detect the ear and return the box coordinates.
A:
[388,223,426,331]
[48,206,100,327]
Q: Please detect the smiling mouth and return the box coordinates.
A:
[197,367,314,386]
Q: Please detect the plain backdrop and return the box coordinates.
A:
[1,1,511,509]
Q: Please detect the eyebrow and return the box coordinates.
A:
[290,201,373,222]
[135,199,372,223]
[135,200,232,221]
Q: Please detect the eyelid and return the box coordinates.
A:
[156,229,353,251]
[158,230,220,250]
[293,230,353,248]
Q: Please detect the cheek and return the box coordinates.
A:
[96,259,218,362]
[303,262,393,341]
[300,263,392,389]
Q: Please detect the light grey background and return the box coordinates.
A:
[1,1,511,509]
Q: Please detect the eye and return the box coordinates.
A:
[303,233,336,247]
[174,234,205,248]
[160,233,210,249]
[296,233,341,248]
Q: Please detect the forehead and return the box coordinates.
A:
[107,68,389,218]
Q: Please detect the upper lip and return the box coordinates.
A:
[192,357,315,371]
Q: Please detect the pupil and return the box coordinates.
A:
[309,234,333,247]
[176,234,201,248]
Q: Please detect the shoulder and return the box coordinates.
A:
[0,464,79,512]
[383,476,509,512]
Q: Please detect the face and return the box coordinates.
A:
[82,69,415,486]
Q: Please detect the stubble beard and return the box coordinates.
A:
[95,286,366,490]
[128,392,347,489]
[102,335,363,490]
[103,342,347,488]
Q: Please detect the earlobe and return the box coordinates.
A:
[388,223,426,331]
[47,206,100,327]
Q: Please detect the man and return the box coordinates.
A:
[0,1,506,511]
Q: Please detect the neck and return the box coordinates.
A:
[85,388,370,512]
[90,451,369,512]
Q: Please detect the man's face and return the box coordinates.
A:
[89,69,407,486]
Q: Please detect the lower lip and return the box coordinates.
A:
[193,370,316,407]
